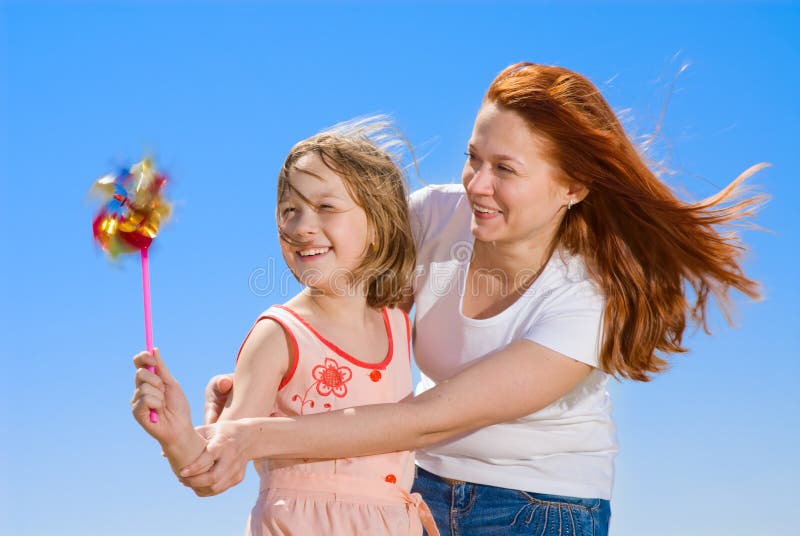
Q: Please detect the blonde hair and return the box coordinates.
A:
[277,116,416,308]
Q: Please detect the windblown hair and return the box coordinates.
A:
[277,116,416,309]
[487,62,765,381]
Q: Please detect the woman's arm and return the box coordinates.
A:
[181,339,591,495]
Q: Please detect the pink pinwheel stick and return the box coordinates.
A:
[141,247,159,424]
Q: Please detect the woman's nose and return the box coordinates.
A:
[465,164,494,197]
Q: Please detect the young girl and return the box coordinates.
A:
[131,117,439,536]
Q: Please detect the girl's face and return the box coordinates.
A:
[278,153,370,294]
[462,102,573,249]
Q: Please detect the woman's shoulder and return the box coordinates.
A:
[540,249,604,302]
[409,183,470,247]
[410,182,465,199]
[409,182,466,209]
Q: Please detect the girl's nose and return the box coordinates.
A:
[287,207,320,237]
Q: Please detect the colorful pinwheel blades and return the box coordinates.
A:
[90,158,171,258]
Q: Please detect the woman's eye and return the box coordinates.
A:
[497,164,514,173]
[464,152,481,169]
[280,207,295,217]
[318,204,335,211]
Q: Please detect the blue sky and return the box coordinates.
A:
[1,2,797,535]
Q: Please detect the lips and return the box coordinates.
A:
[472,201,502,219]
[297,247,330,257]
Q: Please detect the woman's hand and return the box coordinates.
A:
[178,420,252,496]
[204,374,234,425]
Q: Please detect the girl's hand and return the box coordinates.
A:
[203,373,234,425]
[178,420,252,496]
[131,348,195,449]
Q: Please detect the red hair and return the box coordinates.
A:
[487,62,765,381]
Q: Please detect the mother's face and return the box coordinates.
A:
[462,102,573,248]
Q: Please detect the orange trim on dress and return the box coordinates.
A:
[235,315,300,390]
[401,309,412,363]
[273,305,394,370]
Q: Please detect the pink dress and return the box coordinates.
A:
[239,305,438,536]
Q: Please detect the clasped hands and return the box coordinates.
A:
[130,349,247,497]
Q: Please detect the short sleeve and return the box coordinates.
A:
[523,281,605,368]
[407,186,431,253]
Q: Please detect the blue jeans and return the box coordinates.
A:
[412,466,611,536]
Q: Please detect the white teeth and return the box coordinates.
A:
[298,247,330,257]
[474,204,499,214]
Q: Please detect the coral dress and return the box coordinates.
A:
[240,305,438,536]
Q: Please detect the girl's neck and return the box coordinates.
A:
[287,287,389,365]
[296,288,376,327]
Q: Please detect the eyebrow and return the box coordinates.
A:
[468,143,524,166]
[280,178,350,208]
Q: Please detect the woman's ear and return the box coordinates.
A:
[570,182,589,201]
[562,181,589,209]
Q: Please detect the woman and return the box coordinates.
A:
[173,62,763,535]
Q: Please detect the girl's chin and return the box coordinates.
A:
[297,273,360,295]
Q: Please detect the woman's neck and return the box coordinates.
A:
[462,238,557,320]
[470,236,555,279]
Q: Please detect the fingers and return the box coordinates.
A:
[150,348,176,383]
[204,374,233,425]
[131,384,165,420]
[204,374,234,399]
[181,458,244,497]
[217,375,233,395]
[194,424,214,441]
[178,428,246,496]
[132,348,175,382]
[131,383,164,407]
[179,447,215,478]
[133,350,156,369]
[134,367,163,390]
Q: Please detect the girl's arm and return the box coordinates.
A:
[217,318,292,424]
[180,339,592,495]
[131,349,208,476]
[176,318,290,492]
[132,318,290,478]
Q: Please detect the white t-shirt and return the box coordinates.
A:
[409,184,618,500]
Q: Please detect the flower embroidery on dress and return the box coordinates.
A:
[291,357,353,415]
[312,357,353,398]
[369,370,382,382]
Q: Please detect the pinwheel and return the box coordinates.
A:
[90,157,171,423]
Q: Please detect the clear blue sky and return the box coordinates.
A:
[1,2,797,535]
